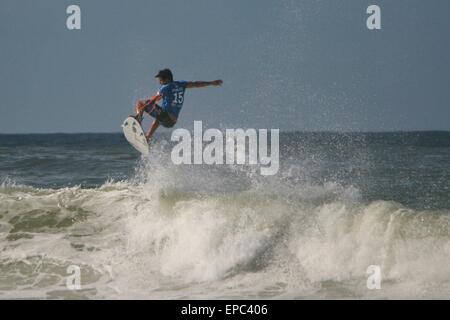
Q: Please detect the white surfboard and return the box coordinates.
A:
[122,116,149,155]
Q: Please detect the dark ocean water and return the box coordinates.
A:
[1,131,448,208]
[0,131,449,299]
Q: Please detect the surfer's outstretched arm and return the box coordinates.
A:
[146,119,160,142]
[185,80,223,88]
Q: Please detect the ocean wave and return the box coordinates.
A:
[1,171,450,298]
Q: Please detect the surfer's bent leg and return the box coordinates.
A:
[134,100,152,123]
[146,120,160,141]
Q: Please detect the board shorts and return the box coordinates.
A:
[143,101,177,128]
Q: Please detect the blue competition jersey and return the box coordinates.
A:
[158,81,188,118]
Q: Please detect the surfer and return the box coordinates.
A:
[133,68,223,142]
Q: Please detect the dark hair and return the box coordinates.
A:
[155,68,173,82]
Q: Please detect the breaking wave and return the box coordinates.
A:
[1,150,450,299]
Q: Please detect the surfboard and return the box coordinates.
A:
[122,116,149,155]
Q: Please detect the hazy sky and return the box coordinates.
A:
[1,0,449,133]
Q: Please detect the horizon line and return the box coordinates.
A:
[0,129,449,135]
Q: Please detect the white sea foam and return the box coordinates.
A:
[1,156,450,299]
